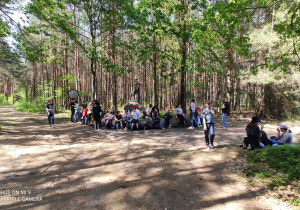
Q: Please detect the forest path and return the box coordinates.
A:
[0,106,297,209]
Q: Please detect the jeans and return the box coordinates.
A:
[269,138,283,145]
[198,114,203,125]
[194,115,203,126]
[190,111,195,127]
[222,113,228,128]
[48,114,54,125]
[74,111,81,122]
[115,122,121,129]
[82,116,87,125]
[125,119,132,129]
[204,123,215,145]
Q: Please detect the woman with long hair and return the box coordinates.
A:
[244,116,262,149]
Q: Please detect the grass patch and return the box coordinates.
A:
[11,123,21,127]
[56,117,70,123]
[153,149,186,159]
[29,118,44,125]
[244,145,300,189]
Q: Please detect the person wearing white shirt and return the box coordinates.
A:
[189,98,197,129]
[175,104,186,126]
[146,104,153,117]
[130,107,140,131]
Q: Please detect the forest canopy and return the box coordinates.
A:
[0,0,299,119]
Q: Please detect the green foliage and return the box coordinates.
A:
[0,94,10,105]
[245,145,300,189]
[29,118,44,125]
[15,97,46,113]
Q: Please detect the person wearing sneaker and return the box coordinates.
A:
[130,107,140,131]
[188,98,197,129]
[194,107,203,127]
[244,116,262,150]
[203,101,215,150]
[221,97,229,128]
[46,99,55,128]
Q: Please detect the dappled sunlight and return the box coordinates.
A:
[0,107,297,209]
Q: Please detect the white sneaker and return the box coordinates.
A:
[98,128,101,130]
[188,126,194,129]
[247,145,252,150]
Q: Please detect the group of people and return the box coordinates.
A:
[243,116,293,150]
[47,97,293,151]
[46,98,230,151]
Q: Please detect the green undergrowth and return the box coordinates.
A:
[245,145,300,189]
[29,118,44,125]
[56,117,70,123]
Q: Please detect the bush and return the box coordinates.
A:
[245,145,300,189]
[15,97,46,113]
[0,94,11,105]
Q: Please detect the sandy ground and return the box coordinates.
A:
[0,106,299,210]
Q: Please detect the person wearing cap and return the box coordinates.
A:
[244,116,262,149]
[188,98,197,129]
[164,110,173,128]
[269,124,293,146]
[130,107,140,131]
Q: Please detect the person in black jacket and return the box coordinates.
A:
[244,116,262,149]
[93,100,102,130]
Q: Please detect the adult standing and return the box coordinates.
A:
[133,79,140,101]
[74,100,81,123]
[221,97,229,128]
[188,98,197,129]
[203,101,215,150]
[70,99,75,122]
[93,100,101,130]
[46,99,55,128]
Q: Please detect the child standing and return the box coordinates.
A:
[202,101,215,150]
[46,99,55,128]
[81,107,88,125]
[74,100,81,123]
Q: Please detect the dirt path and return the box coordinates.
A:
[0,106,297,209]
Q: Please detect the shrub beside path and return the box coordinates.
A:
[0,106,298,209]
